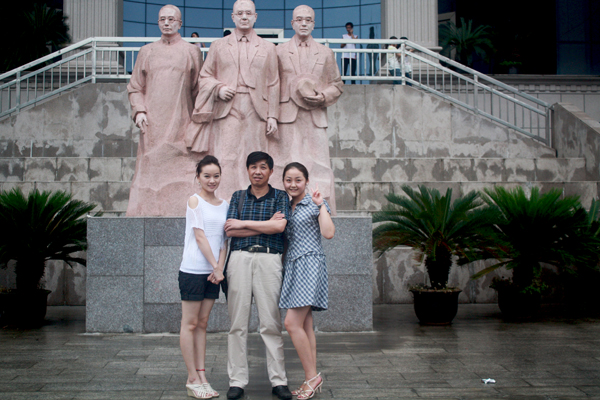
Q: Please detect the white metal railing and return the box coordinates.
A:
[0,37,552,144]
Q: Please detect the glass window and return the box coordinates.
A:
[255,10,285,28]
[322,7,360,29]
[124,1,145,23]
[360,4,380,25]
[185,8,223,29]
[123,21,146,37]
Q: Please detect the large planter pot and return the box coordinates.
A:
[0,289,52,327]
[496,288,541,320]
[410,289,462,325]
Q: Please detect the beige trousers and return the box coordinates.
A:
[227,250,287,388]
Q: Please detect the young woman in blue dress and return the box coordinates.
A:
[179,155,228,399]
[279,162,335,400]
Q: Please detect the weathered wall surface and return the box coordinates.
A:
[1,84,598,305]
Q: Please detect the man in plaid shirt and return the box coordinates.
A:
[224,151,292,400]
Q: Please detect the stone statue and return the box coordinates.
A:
[188,0,279,202]
[126,5,203,216]
[270,5,343,213]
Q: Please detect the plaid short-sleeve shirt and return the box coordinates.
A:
[227,185,290,253]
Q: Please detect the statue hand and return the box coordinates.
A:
[266,117,278,136]
[303,93,325,107]
[135,112,148,134]
[218,86,236,101]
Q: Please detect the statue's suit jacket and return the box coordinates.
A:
[277,36,343,128]
[198,31,279,122]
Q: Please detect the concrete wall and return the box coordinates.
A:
[1,83,598,305]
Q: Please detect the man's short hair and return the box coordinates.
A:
[159,4,182,20]
[246,151,274,170]
[345,22,354,28]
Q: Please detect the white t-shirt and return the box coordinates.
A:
[342,33,357,59]
[387,45,401,70]
[180,194,229,275]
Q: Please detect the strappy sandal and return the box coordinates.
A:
[292,383,305,396]
[186,383,212,399]
[297,373,323,400]
[203,382,219,397]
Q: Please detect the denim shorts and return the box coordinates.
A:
[178,271,220,301]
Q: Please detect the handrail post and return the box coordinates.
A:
[16,71,21,113]
[400,41,406,86]
[92,38,97,84]
[473,75,479,114]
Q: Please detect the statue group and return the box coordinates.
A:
[126,1,344,216]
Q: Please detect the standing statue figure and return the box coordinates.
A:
[189,0,279,202]
[126,4,203,216]
[271,5,343,213]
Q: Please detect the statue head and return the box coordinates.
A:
[158,5,182,38]
[232,0,257,33]
[291,5,315,40]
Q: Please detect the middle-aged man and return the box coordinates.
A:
[190,0,280,203]
[127,4,203,216]
[272,5,344,213]
[224,151,292,400]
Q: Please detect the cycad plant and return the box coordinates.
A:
[373,185,497,289]
[471,186,600,291]
[439,17,494,67]
[0,188,96,292]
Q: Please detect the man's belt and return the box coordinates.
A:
[240,245,281,254]
[236,86,250,93]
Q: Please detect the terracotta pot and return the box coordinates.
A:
[410,289,462,325]
[0,289,52,327]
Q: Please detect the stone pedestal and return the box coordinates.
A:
[381,0,439,49]
[86,216,373,333]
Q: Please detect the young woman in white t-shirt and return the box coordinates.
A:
[179,155,228,399]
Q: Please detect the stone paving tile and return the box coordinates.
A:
[3,305,600,400]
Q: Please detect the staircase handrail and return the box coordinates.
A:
[0,37,552,145]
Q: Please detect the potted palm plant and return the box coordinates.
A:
[373,185,497,324]
[0,188,96,327]
[471,186,600,319]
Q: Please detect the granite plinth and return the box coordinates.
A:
[86,216,373,333]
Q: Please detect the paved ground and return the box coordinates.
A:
[1,304,600,399]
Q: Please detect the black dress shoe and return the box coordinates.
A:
[272,385,292,400]
[227,386,244,400]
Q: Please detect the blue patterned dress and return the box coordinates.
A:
[279,193,330,311]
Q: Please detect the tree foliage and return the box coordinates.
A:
[2,2,70,71]
[439,17,494,67]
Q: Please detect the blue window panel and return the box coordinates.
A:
[184,0,222,8]
[145,4,162,22]
[124,1,146,23]
[123,21,146,37]
[286,0,323,8]
[255,10,284,28]
[185,8,223,29]
[360,24,380,40]
[360,4,380,25]
[224,0,236,10]
[311,28,324,39]
[147,0,183,5]
[323,0,359,7]
[322,7,360,29]
[184,27,224,39]
[322,27,345,41]
[146,23,162,37]
[284,28,295,38]
[255,0,284,10]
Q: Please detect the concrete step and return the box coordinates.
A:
[331,157,588,183]
[334,180,600,212]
